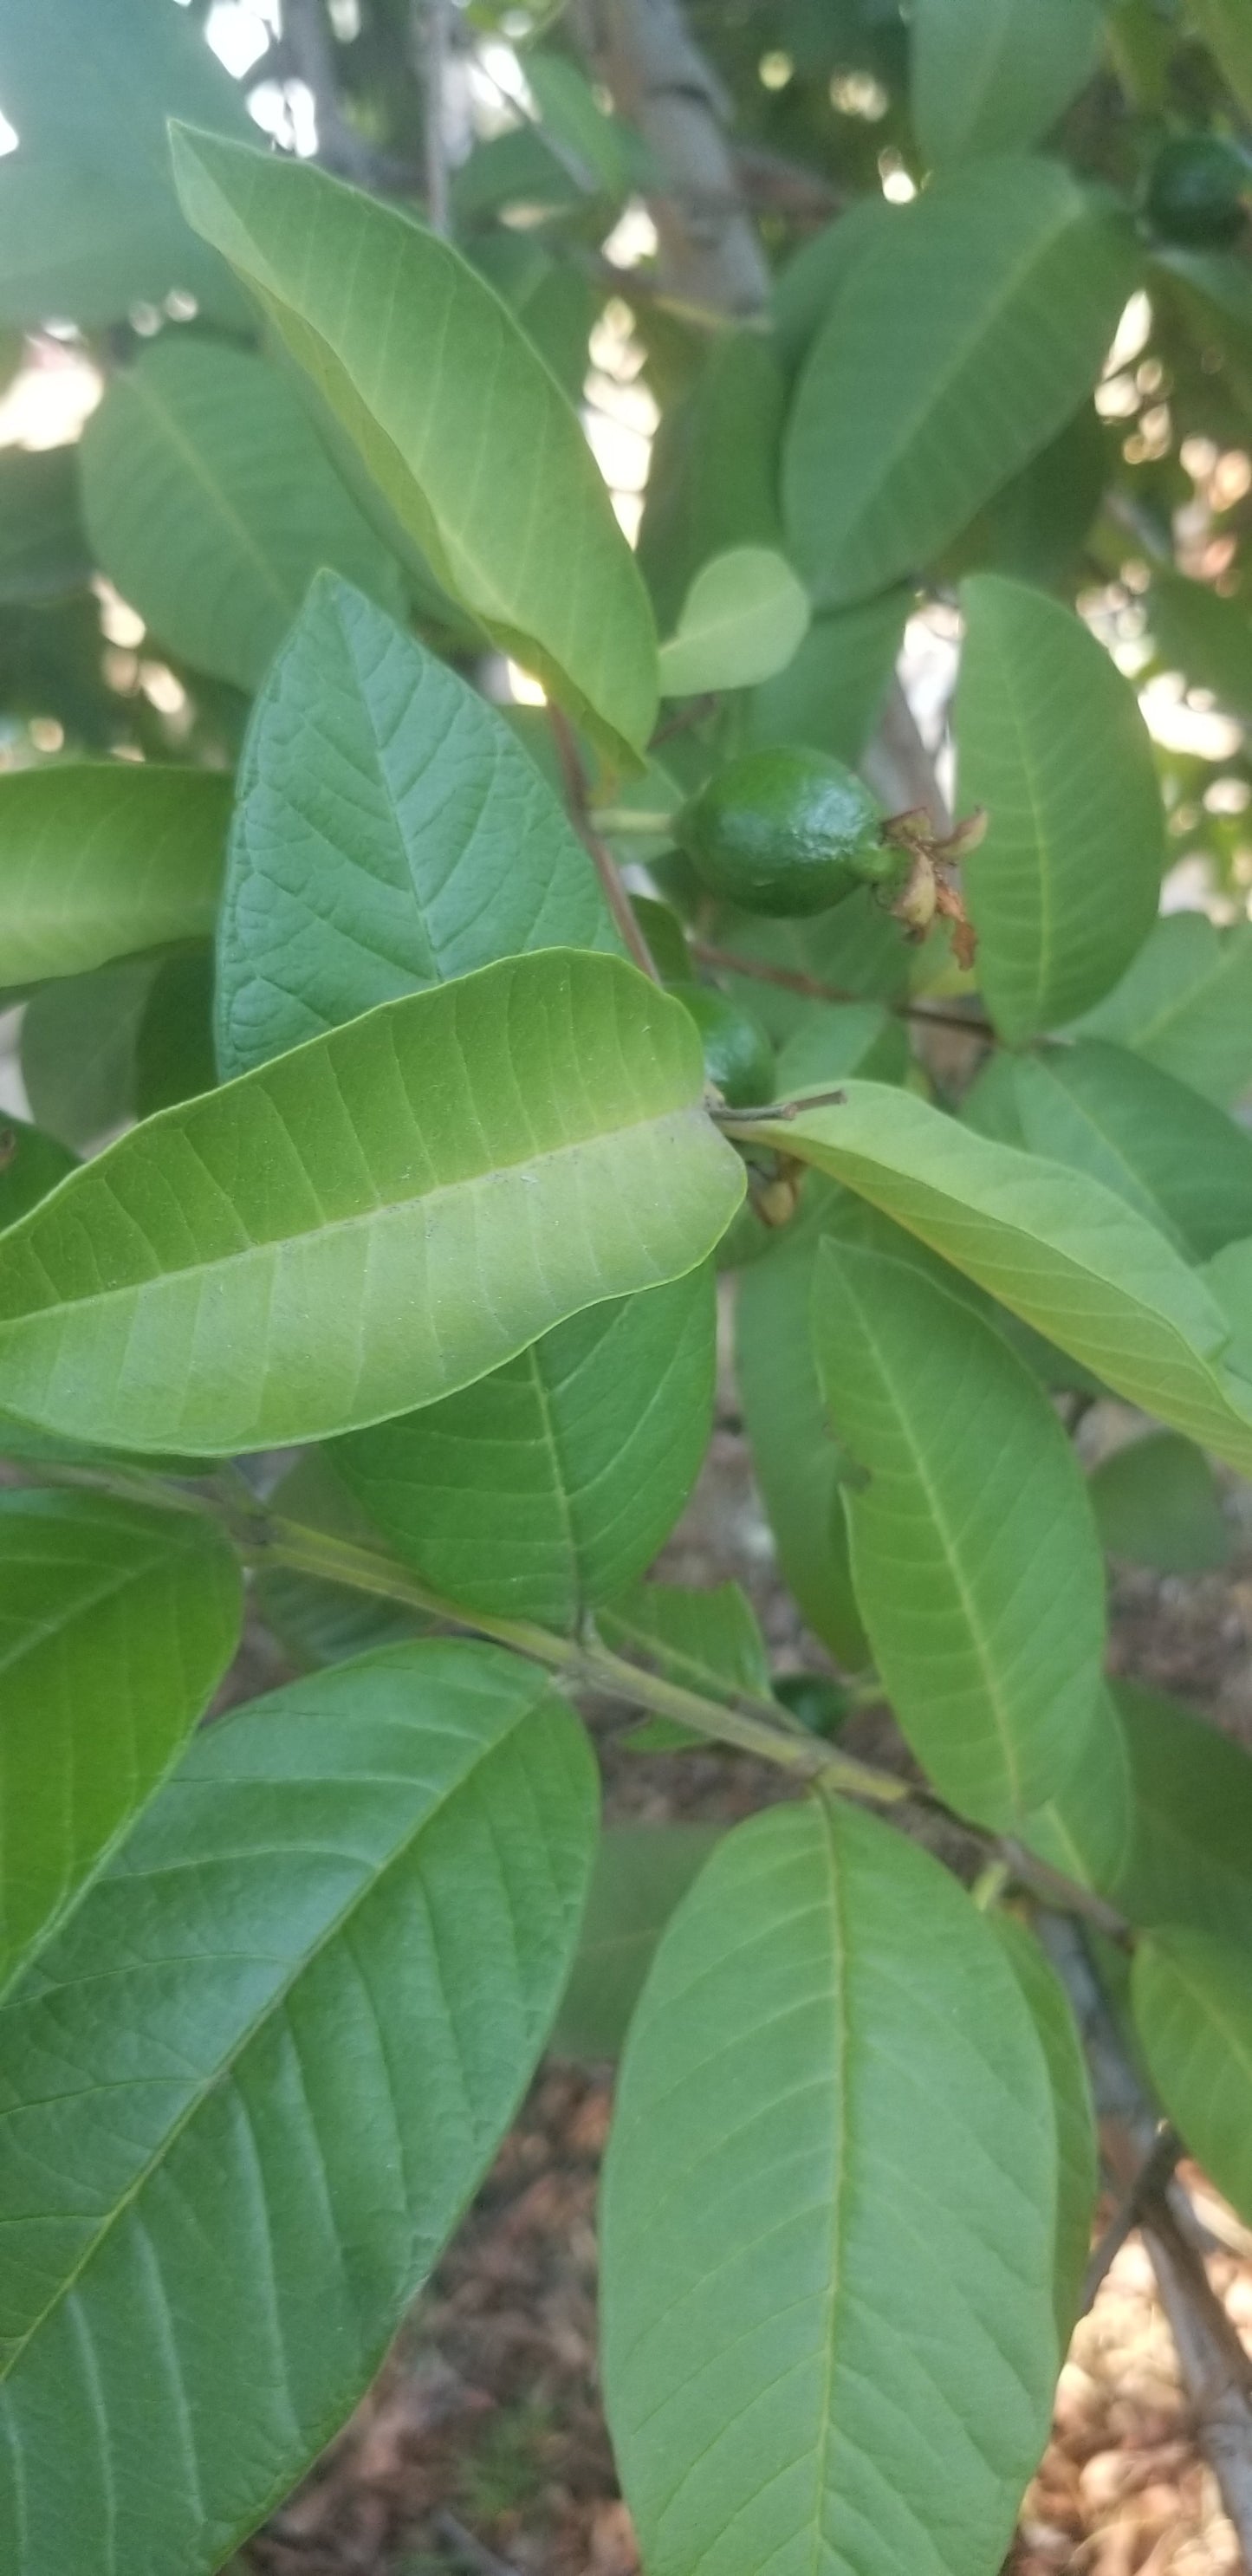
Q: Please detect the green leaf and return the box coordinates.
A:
[1132,1930,1252,2222]
[333,1266,716,1630]
[1090,1430,1230,1574]
[771,197,896,378]
[658,546,810,698]
[0,1488,241,1995]
[0,763,228,984]
[813,1239,1105,1827]
[775,1002,910,1095]
[755,1082,1252,1477]
[600,1797,1059,2576]
[0,1637,597,2574]
[782,160,1135,607]
[523,51,636,197]
[0,0,252,329]
[0,1117,75,1228]
[710,894,911,1047]
[746,589,911,767]
[1108,1680,1252,1945]
[133,947,218,1119]
[600,1576,770,1750]
[637,332,785,633]
[20,955,164,1151]
[991,1912,1099,2342]
[912,0,1106,167]
[1147,570,1252,718]
[1074,911,1252,1106]
[1022,1684,1135,1895]
[938,404,1108,592]
[170,127,658,763]
[736,1215,870,1668]
[552,1823,721,2057]
[1187,0,1252,116]
[0,446,91,605]
[1008,1041,1252,1260]
[80,337,405,697]
[957,577,1164,1041]
[468,233,597,403]
[217,574,618,1078]
[0,950,743,1455]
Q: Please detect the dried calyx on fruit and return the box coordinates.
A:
[676,743,983,960]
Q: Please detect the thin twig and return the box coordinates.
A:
[250,1512,1132,1939]
[418,0,453,237]
[547,705,661,980]
[1081,2124,1183,2313]
[691,941,996,1041]
[863,679,954,838]
[432,2511,525,2576]
[1042,1915,1252,2563]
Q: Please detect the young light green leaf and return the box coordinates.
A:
[0,1118,75,1229]
[0,0,252,329]
[991,1911,1099,2341]
[912,0,1106,168]
[657,546,810,698]
[1074,911,1252,1106]
[333,1266,716,1630]
[600,1797,1059,2576]
[0,763,228,984]
[80,337,405,695]
[553,1822,722,2057]
[0,1488,241,1995]
[957,578,1164,1041]
[782,159,1134,607]
[0,1637,597,2575]
[1009,1041,1252,1259]
[217,574,618,1077]
[746,587,912,768]
[169,127,658,762]
[1132,1930,1252,2223]
[1090,1431,1230,1574]
[744,1083,1252,1477]
[736,1209,870,1669]
[813,1239,1105,1827]
[0,951,743,1456]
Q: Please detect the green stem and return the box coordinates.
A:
[589,808,678,835]
[256,1514,908,1802]
[5,1457,224,1522]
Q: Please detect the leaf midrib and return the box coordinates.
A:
[120,367,300,623]
[0,1680,551,2387]
[0,1103,710,1327]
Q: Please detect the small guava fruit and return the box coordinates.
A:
[677,745,889,917]
[1145,135,1248,249]
[669,980,775,1106]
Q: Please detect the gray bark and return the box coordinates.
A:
[574,0,770,315]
